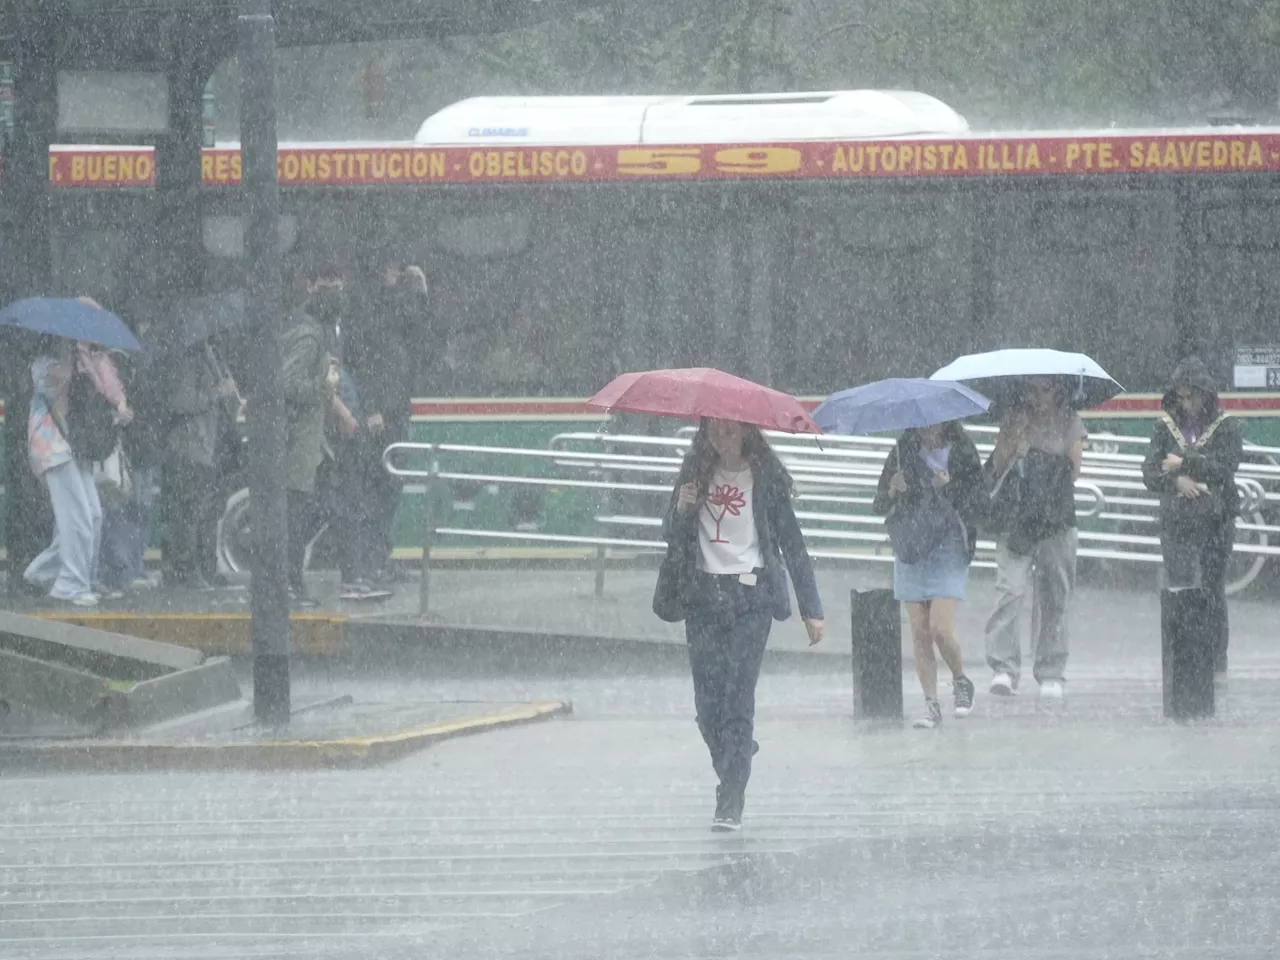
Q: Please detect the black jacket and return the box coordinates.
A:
[1142,356,1243,543]
[873,429,988,562]
[659,456,823,623]
[346,284,422,421]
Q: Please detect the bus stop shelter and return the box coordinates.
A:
[1,0,593,722]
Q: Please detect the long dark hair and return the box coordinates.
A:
[906,420,967,448]
[686,418,794,497]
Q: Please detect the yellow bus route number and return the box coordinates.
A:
[616,147,802,177]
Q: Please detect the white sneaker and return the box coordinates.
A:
[50,592,99,608]
[1039,680,1065,700]
[990,672,1016,697]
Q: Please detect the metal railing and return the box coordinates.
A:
[384,434,1280,615]
[554,426,1279,593]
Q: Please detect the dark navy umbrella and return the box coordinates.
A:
[0,297,142,352]
[150,290,247,348]
[814,378,991,435]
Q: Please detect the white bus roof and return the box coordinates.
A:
[414,90,969,146]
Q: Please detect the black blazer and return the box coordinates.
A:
[659,457,824,623]
[873,430,988,562]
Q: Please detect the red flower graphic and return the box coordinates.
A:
[705,484,747,543]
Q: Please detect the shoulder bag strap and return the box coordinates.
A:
[1159,412,1188,452]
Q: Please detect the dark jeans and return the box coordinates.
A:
[366,413,409,574]
[161,456,217,581]
[98,462,157,587]
[685,572,774,802]
[297,442,379,586]
[286,488,311,591]
[1163,520,1233,672]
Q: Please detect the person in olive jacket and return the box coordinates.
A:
[657,417,824,833]
[1141,356,1243,676]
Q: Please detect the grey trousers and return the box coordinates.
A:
[985,527,1077,686]
[24,459,102,599]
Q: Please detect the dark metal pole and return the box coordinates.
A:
[239,0,291,725]
[4,14,56,590]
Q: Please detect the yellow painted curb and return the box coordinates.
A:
[33,612,346,656]
[0,700,572,772]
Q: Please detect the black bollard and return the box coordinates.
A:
[851,588,903,722]
[1161,588,1215,721]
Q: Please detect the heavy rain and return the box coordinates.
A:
[1,2,1279,957]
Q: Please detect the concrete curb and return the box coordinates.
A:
[345,620,855,676]
[0,700,572,773]
[33,612,346,656]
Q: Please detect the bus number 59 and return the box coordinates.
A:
[713,147,803,175]
[616,148,702,176]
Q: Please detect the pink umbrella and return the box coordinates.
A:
[587,367,820,434]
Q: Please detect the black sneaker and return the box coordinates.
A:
[953,675,975,718]
[712,785,744,832]
[288,587,319,610]
[339,580,394,601]
[913,698,943,729]
[165,571,210,591]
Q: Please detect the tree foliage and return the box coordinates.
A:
[464,0,1280,128]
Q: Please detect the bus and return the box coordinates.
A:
[3,90,1279,582]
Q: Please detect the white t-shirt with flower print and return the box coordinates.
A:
[697,465,762,574]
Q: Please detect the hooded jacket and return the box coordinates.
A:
[1141,356,1243,538]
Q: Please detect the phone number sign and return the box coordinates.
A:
[1233,347,1280,389]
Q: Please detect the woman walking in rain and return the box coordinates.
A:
[874,420,986,728]
[658,418,824,832]
[1141,357,1241,679]
[984,376,1085,700]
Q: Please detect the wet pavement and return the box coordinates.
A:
[3,660,1280,958]
[9,563,1280,675]
[3,566,1280,957]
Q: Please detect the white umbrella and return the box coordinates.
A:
[930,348,1123,409]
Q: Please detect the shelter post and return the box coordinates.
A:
[3,14,56,588]
[239,0,291,725]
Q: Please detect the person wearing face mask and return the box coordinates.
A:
[279,265,339,608]
[157,336,236,591]
[299,273,391,602]
[1142,357,1242,680]
[346,259,429,585]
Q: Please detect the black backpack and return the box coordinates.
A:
[64,370,120,463]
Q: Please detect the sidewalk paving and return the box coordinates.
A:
[359,564,1280,675]
[9,562,1280,676]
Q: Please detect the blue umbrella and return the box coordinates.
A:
[814,378,991,435]
[135,289,248,350]
[930,348,1123,409]
[0,297,142,353]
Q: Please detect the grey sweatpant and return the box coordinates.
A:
[985,527,1077,687]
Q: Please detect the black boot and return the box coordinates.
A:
[712,784,745,832]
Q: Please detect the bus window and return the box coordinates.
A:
[1194,191,1280,380]
[980,189,1179,393]
[431,207,604,397]
[788,189,976,391]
